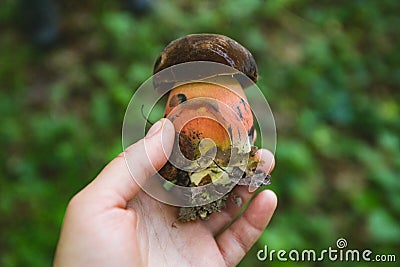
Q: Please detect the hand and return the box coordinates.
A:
[53,118,277,267]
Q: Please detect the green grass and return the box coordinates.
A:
[1,0,399,266]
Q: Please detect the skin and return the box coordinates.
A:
[53,118,277,267]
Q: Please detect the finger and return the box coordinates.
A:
[216,190,277,267]
[85,119,175,206]
[203,149,275,235]
[248,148,275,192]
[253,129,257,143]
[255,148,275,173]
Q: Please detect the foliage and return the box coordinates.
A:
[0,0,399,266]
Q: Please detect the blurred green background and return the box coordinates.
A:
[1,0,399,266]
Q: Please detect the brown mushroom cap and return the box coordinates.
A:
[153,34,258,83]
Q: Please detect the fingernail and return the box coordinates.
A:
[146,119,163,138]
[248,185,258,193]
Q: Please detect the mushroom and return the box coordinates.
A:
[154,34,258,82]
[153,34,269,222]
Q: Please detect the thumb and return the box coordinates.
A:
[87,118,175,205]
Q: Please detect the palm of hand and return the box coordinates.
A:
[130,192,226,266]
[128,185,275,267]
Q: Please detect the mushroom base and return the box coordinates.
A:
[177,194,229,222]
[158,146,271,222]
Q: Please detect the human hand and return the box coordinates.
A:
[53,118,277,267]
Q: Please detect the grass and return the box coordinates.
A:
[0,0,399,266]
